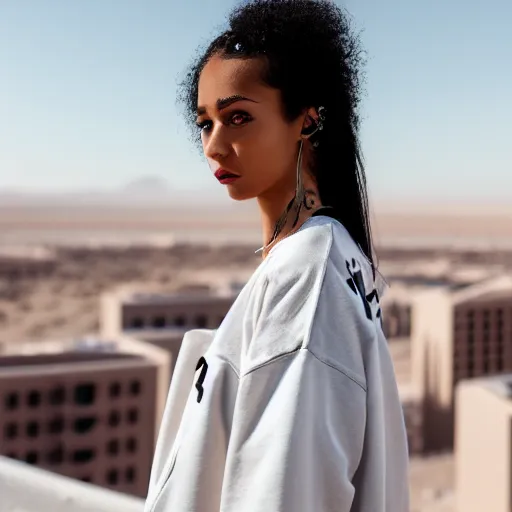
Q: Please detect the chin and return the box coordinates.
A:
[226,185,257,201]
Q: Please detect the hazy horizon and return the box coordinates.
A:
[0,175,510,215]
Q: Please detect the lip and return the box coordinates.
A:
[214,169,240,184]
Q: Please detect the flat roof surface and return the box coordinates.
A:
[0,456,144,512]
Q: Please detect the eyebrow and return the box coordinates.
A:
[196,95,258,116]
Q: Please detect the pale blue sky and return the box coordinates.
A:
[0,0,510,202]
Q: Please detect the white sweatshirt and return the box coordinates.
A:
[144,215,410,512]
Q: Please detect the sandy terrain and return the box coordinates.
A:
[0,203,511,248]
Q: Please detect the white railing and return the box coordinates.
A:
[0,456,144,512]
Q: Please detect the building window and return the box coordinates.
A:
[47,446,64,465]
[49,387,66,405]
[74,417,97,434]
[27,391,41,408]
[108,411,121,428]
[125,467,136,483]
[126,438,137,453]
[498,358,504,372]
[5,392,19,411]
[107,469,119,485]
[48,416,64,434]
[127,408,138,425]
[74,383,96,406]
[6,452,16,460]
[26,421,39,438]
[195,315,208,328]
[109,382,121,398]
[129,381,141,396]
[81,476,92,483]
[107,439,119,456]
[218,315,226,326]
[72,448,96,464]
[174,316,186,327]
[130,317,144,329]
[152,316,166,328]
[4,422,18,439]
[25,451,39,465]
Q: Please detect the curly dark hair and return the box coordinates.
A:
[178,0,376,275]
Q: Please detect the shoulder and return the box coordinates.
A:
[261,217,385,385]
[242,217,383,379]
[263,215,335,282]
[264,216,376,296]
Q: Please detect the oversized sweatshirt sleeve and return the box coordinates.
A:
[218,348,366,511]
[218,257,368,512]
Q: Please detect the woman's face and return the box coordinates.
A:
[197,54,304,201]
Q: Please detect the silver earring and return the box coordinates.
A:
[317,106,326,130]
[311,106,326,148]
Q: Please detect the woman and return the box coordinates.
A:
[145,1,409,511]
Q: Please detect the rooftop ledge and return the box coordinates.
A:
[0,456,144,512]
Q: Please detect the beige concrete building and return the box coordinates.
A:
[455,374,512,512]
[100,285,237,337]
[411,275,512,452]
[128,328,190,383]
[398,384,424,454]
[0,336,169,498]
[380,284,416,340]
[100,285,238,384]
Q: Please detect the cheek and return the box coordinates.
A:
[236,122,297,181]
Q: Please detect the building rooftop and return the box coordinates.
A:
[460,372,512,401]
[0,456,144,512]
[103,279,244,306]
[123,289,237,305]
[0,336,138,357]
[0,336,161,376]
[124,327,190,340]
[413,274,512,306]
[452,275,512,305]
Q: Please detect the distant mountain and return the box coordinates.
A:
[0,176,228,209]
[121,176,171,197]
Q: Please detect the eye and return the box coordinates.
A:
[195,120,212,133]
[230,112,252,126]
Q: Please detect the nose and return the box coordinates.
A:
[203,124,229,161]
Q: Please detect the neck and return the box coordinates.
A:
[256,171,322,259]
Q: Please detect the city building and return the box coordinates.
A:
[0,336,169,498]
[100,284,239,383]
[455,374,512,512]
[411,275,512,452]
[0,455,144,512]
[380,284,414,340]
[100,285,238,336]
[398,384,424,454]
[126,328,190,383]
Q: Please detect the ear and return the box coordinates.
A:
[300,107,320,139]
